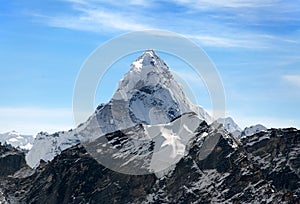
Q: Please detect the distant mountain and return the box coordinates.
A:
[217,117,242,137]
[217,117,268,138]
[26,131,80,168]
[241,124,268,137]
[0,131,34,151]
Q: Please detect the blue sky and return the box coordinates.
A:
[1,0,300,134]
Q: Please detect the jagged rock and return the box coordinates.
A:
[1,124,299,203]
[241,128,300,198]
[0,143,27,177]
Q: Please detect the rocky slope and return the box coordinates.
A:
[0,143,27,177]
[241,127,300,196]
[0,121,299,203]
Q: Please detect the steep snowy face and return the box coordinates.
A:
[115,50,172,98]
[26,50,211,168]
[26,131,80,168]
[81,50,211,139]
[217,117,242,137]
[0,131,34,151]
[111,50,210,126]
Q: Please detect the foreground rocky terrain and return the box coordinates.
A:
[0,121,299,203]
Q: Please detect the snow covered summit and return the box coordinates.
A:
[130,49,166,70]
[217,117,242,137]
[0,131,34,151]
[217,117,267,138]
[111,49,211,126]
[26,50,211,168]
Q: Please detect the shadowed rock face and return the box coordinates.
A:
[0,144,27,177]
[241,128,300,194]
[1,145,157,204]
[0,125,299,203]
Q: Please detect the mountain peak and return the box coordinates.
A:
[26,49,212,168]
[112,50,212,126]
[142,49,156,56]
[217,117,242,138]
[130,49,167,70]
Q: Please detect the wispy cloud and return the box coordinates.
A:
[170,0,300,31]
[170,0,300,17]
[28,0,300,49]
[34,8,151,32]
[283,75,300,87]
[172,0,278,9]
[186,34,269,48]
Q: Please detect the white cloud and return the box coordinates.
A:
[172,0,287,9]
[171,0,300,26]
[33,0,153,32]
[28,0,300,50]
[38,10,268,48]
[43,8,151,32]
[186,34,269,48]
[0,107,74,135]
[283,75,300,87]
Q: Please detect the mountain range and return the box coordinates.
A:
[0,118,264,155]
[0,50,298,203]
[0,131,34,152]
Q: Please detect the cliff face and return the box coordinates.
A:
[241,128,300,196]
[0,143,27,177]
[0,124,299,203]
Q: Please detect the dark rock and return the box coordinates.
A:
[0,125,299,203]
[0,144,27,177]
